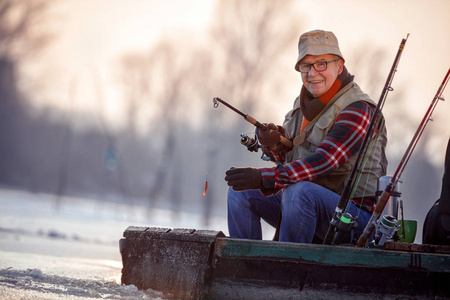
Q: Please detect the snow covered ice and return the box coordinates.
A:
[0,268,167,299]
[0,188,228,299]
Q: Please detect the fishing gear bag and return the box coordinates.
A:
[423,138,450,245]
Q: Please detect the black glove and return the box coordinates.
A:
[256,123,281,148]
[225,167,263,191]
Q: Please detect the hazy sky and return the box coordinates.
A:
[44,0,214,72]
[32,0,450,111]
[23,0,450,161]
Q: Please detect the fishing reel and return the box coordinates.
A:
[240,133,259,152]
[240,133,271,161]
[377,175,403,242]
[333,212,358,245]
[372,214,400,247]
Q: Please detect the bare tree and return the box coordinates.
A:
[0,0,52,188]
[119,38,199,215]
[0,0,52,60]
[209,0,302,113]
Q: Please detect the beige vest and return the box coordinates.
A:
[283,82,388,197]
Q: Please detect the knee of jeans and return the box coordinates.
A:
[282,182,318,212]
[227,187,248,210]
[283,182,316,203]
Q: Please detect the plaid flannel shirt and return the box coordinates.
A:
[260,101,374,198]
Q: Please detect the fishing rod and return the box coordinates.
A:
[323,34,409,245]
[357,67,450,247]
[213,97,293,149]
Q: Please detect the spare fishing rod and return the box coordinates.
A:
[213,97,293,149]
[323,34,410,245]
[357,67,450,247]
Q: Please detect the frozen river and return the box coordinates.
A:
[0,188,230,299]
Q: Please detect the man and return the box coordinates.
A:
[225,30,387,243]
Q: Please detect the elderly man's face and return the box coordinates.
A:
[300,54,344,98]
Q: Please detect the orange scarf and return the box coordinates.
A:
[299,66,353,133]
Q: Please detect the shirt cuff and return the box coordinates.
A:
[259,167,280,196]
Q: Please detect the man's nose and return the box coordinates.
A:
[308,66,319,76]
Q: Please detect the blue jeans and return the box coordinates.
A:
[227,181,372,243]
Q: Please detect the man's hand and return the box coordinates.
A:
[225,167,263,191]
[257,123,281,148]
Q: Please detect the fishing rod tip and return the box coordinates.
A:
[213,98,220,108]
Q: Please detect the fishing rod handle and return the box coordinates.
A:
[322,209,341,245]
[356,211,379,247]
[245,115,266,130]
[280,136,294,149]
[214,97,294,149]
[374,184,394,214]
[356,186,392,247]
[245,115,294,149]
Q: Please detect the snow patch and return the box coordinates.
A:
[0,268,171,299]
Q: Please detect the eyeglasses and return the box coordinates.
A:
[298,59,339,73]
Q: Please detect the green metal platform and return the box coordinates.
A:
[120,227,450,299]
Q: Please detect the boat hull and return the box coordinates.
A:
[120,227,450,299]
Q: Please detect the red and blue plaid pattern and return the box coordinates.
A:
[260,101,374,196]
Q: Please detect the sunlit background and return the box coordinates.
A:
[1,0,450,244]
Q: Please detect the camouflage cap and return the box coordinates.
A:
[294,30,344,72]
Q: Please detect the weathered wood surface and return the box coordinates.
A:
[212,238,450,299]
[215,238,450,272]
[385,240,450,253]
[120,226,450,299]
[120,227,225,299]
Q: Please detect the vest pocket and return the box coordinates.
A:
[314,163,352,195]
[306,112,335,147]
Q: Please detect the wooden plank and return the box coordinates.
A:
[123,226,225,242]
[386,241,450,253]
[212,238,450,299]
[210,257,450,299]
[215,238,450,272]
[121,227,227,299]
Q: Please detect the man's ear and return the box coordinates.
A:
[338,59,344,75]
